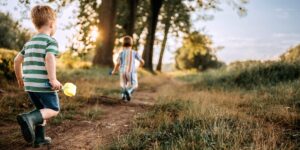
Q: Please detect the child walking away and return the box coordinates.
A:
[14,5,62,148]
[111,36,144,102]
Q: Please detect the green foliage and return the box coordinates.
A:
[0,48,18,80]
[69,0,99,55]
[280,44,300,62]
[0,12,31,50]
[58,51,92,69]
[159,0,191,35]
[70,0,150,55]
[175,31,224,71]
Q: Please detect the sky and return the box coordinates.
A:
[1,0,299,64]
[199,0,300,63]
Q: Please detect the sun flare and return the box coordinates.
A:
[90,26,99,42]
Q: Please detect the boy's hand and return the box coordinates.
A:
[111,70,116,75]
[50,79,62,91]
[17,79,24,88]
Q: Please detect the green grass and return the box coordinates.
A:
[83,106,104,121]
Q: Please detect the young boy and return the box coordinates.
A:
[14,5,62,148]
[111,36,144,101]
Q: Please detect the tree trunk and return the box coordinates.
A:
[126,0,139,36]
[93,0,117,67]
[142,0,163,72]
[156,22,170,71]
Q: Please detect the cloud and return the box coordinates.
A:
[274,8,296,19]
[272,33,300,38]
[215,34,300,63]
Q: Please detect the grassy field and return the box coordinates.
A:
[107,61,300,150]
[0,61,300,149]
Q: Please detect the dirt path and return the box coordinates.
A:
[0,91,156,150]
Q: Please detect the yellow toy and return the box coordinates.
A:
[62,83,77,97]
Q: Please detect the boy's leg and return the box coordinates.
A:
[128,72,138,95]
[33,92,59,147]
[39,109,59,119]
[120,73,127,101]
[16,109,43,143]
[17,92,44,143]
[125,73,131,101]
[124,73,138,101]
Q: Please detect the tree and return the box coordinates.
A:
[115,0,148,49]
[67,0,148,63]
[156,0,191,71]
[142,0,164,72]
[175,31,224,71]
[125,0,139,36]
[92,0,118,67]
[0,12,31,50]
[144,0,247,72]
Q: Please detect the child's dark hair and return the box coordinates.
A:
[123,36,133,47]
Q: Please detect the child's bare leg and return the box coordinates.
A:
[40,109,59,120]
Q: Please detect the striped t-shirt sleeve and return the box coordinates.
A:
[46,40,59,56]
[134,51,142,61]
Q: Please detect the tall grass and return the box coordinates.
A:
[179,60,300,90]
[109,96,297,149]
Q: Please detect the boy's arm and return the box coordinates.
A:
[139,59,145,67]
[111,62,120,75]
[14,54,24,88]
[135,52,144,67]
[45,53,62,90]
[112,52,121,74]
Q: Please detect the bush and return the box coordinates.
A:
[234,61,300,88]
[179,60,300,90]
[0,12,32,50]
[0,48,17,80]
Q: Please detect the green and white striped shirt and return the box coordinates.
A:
[19,33,59,92]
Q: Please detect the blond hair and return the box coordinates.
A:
[31,5,56,29]
[122,36,133,47]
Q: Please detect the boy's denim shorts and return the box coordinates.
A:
[28,92,60,111]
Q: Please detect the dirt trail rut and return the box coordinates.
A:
[1,91,156,150]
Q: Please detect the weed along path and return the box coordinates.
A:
[0,89,156,150]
